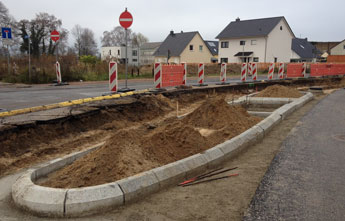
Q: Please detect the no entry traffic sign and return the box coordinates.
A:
[50,30,60,42]
[119,8,133,29]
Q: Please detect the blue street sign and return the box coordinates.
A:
[1,27,12,39]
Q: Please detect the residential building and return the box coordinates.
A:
[291,38,320,62]
[153,31,213,64]
[205,40,219,63]
[139,42,161,65]
[310,41,340,54]
[101,46,139,66]
[216,16,295,63]
[330,39,345,55]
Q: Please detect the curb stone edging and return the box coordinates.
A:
[11,92,314,217]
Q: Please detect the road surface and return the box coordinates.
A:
[245,89,345,221]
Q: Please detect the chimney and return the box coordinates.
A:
[181,30,183,33]
[236,17,240,22]
[170,30,174,35]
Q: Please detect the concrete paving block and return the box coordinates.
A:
[177,154,208,178]
[266,113,282,128]
[152,161,188,188]
[248,97,263,105]
[64,183,123,217]
[256,117,275,136]
[117,171,160,203]
[12,172,66,217]
[248,111,272,118]
[201,146,226,169]
[262,98,290,105]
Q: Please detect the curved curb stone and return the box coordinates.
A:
[12,92,314,217]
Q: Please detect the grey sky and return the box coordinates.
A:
[2,0,345,45]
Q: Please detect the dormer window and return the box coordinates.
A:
[280,26,283,30]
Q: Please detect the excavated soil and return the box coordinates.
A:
[41,97,260,188]
[255,85,302,98]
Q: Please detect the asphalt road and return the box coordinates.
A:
[0,75,267,111]
[244,89,345,221]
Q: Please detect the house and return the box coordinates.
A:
[139,42,161,65]
[291,38,320,62]
[216,16,295,63]
[310,41,340,54]
[101,46,139,66]
[153,31,213,64]
[330,39,345,55]
[205,40,219,63]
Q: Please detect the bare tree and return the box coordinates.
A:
[71,24,83,57]
[80,28,97,56]
[101,26,134,47]
[132,32,149,48]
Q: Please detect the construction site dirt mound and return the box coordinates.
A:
[41,96,261,188]
[255,85,302,98]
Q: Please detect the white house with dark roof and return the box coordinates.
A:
[154,31,213,64]
[216,16,295,63]
[140,42,161,65]
[330,39,345,55]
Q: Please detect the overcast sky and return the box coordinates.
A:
[2,0,345,46]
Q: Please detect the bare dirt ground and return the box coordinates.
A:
[0,91,243,178]
[255,85,302,98]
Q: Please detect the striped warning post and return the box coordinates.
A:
[241,63,247,82]
[198,63,205,84]
[251,63,258,81]
[302,62,306,77]
[268,63,275,80]
[109,61,118,92]
[154,63,162,89]
[248,62,252,76]
[220,63,227,83]
[278,63,284,79]
[182,62,187,85]
[56,61,62,84]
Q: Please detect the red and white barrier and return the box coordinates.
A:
[248,62,252,76]
[109,61,118,92]
[251,63,258,81]
[278,63,284,79]
[302,62,306,77]
[198,63,205,84]
[182,62,187,85]
[268,63,275,80]
[241,63,247,82]
[220,63,227,83]
[154,63,162,89]
[56,61,62,84]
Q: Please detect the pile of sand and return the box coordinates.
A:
[255,85,302,98]
[41,97,261,188]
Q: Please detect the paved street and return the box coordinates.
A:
[0,75,267,111]
[245,89,345,221]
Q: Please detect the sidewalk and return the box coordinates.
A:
[245,89,345,221]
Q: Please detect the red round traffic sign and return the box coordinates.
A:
[119,9,133,29]
[51,30,60,42]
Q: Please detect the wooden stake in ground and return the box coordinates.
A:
[176,101,179,117]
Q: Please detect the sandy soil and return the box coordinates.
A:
[41,96,260,188]
[255,85,302,98]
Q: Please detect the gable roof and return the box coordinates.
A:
[154,31,198,56]
[140,42,162,50]
[292,38,320,59]
[216,16,291,39]
[331,39,345,50]
[205,41,218,56]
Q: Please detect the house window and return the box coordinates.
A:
[118,50,120,55]
[199,45,203,51]
[221,41,229,48]
[189,45,194,51]
[251,40,257,45]
[280,26,283,30]
[274,57,278,62]
[132,50,137,56]
[240,40,246,45]
[132,59,138,62]
[343,45,345,50]
[109,50,111,55]
[220,58,228,63]
[253,57,259,62]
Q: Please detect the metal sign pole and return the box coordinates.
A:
[28,36,31,83]
[56,42,58,62]
[7,45,10,76]
[125,28,128,88]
